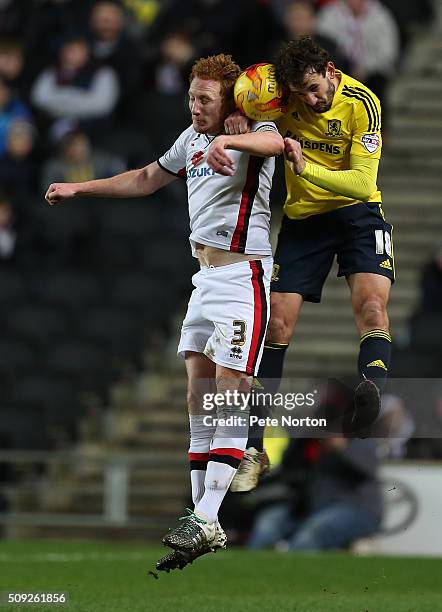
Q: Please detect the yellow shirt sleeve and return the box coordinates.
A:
[299,154,380,201]
[350,91,382,160]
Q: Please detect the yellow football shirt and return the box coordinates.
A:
[277,71,382,219]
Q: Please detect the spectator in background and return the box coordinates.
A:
[41,119,126,191]
[0,39,26,93]
[149,0,282,68]
[418,241,442,315]
[87,0,143,116]
[375,394,414,459]
[0,120,38,198]
[0,76,31,158]
[137,30,196,146]
[0,193,17,264]
[281,0,350,72]
[31,36,120,130]
[18,1,91,86]
[248,437,382,550]
[0,190,41,271]
[154,31,197,95]
[407,385,442,460]
[121,0,161,34]
[316,0,400,132]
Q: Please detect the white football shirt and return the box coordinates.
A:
[157,121,277,257]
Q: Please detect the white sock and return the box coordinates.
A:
[195,461,236,524]
[188,415,216,507]
[195,435,247,524]
[190,470,206,507]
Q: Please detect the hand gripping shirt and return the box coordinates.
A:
[157,121,277,257]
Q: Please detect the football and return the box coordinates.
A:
[234,63,288,121]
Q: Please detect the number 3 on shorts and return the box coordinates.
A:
[232,320,246,346]
[375,229,392,257]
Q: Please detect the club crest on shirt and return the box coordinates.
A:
[362,133,380,153]
[271,264,280,282]
[191,151,204,166]
[326,119,343,137]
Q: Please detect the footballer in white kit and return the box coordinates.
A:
[158,121,276,375]
[44,53,284,573]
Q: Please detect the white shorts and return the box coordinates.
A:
[178,257,272,375]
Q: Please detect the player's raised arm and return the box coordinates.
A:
[45,161,176,206]
[207,129,284,176]
[284,137,379,201]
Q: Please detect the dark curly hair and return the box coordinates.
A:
[274,36,330,89]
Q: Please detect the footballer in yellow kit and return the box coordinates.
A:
[234,37,395,462]
[272,44,394,305]
[278,70,383,220]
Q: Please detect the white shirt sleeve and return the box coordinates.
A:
[157,126,192,178]
[251,120,278,133]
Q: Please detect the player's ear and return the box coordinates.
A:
[327,62,336,79]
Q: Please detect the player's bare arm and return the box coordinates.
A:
[207,131,284,176]
[45,162,176,205]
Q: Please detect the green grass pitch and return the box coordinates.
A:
[0,540,441,611]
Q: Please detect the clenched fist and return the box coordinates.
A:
[45,183,79,205]
[207,136,235,176]
[284,137,306,175]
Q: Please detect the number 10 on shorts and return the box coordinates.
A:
[375,229,392,257]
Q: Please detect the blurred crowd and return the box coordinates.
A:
[0,0,435,209]
[0,0,435,278]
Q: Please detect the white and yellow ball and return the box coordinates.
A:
[234,63,288,121]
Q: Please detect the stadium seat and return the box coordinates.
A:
[97,200,158,240]
[34,201,92,244]
[0,269,27,308]
[109,272,165,318]
[6,303,69,347]
[90,235,141,271]
[410,313,442,352]
[8,372,80,415]
[45,339,115,398]
[0,404,50,449]
[77,306,145,365]
[42,270,103,311]
[389,347,440,377]
[93,126,155,167]
[31,200,93,267]
[0,338,36,379]
[142,239,197,285]
[138,92,188,148]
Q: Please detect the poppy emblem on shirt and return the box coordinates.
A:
[191,151,204,166]
[326,119,343,137]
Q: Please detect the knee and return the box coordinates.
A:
[267,314,292,343]
[356,298,388,331]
